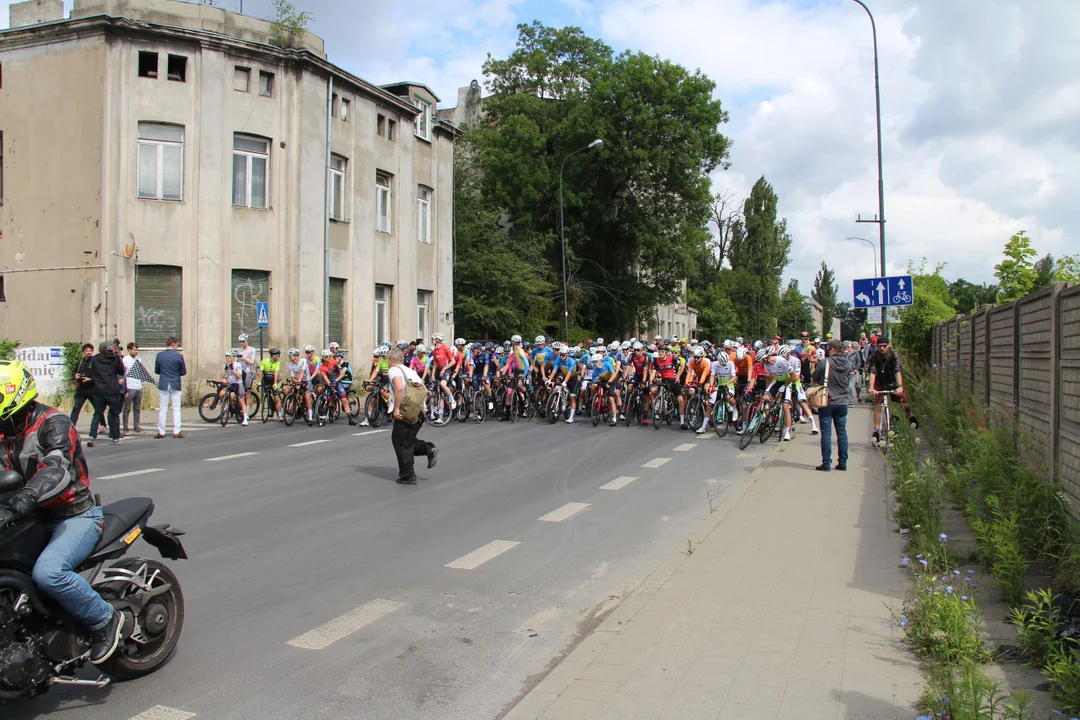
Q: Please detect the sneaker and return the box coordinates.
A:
[642,418,648,426]
[358,419,370,427]
[242,418,249,426]
[112,438,121,445]
[395,475,418,485]
[427,447,439,469]
[908,415,919,430]
[872,429,880,444]
[449,399,457,410]
[87,438,95,448]
[811,427,819,435]
[133,427,145,433]
[782,430,791,441]
[618,414,625,421]
[609,418,617,427]
[798,416,809,424]
[696,427,706,435]
[90,610,129,665]
[487,402,494,411]
[736,427,744,435]
[679,421,688,430]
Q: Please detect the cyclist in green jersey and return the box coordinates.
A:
[259,348,282,418]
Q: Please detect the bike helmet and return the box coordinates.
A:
[495,346,504,355]
[690,338,699,346]
[736,337,744,345]
[609,341,620,352]
[329,342,340,349]
[304,344,316,353]
[535,335,546,344]
[632,341,643,350]
[455,338,466,346]
[397,340,410,350]
[596,338,604,346]
[629,337,637,344]
[753,340,764,349]
[269,347,281,356]
[511,334,522,344]
[590,353,603,363]
[654,335,662,342]
[670,335,679,343]
[558,346,570,355]
[485,341,495,350]
[735,347,747,361]
[416,343,427,353]
[238,333,249,342]
[288,348,300,357]
[503,340,511,348]
[817,348,826,361]
[431,334,444,343]
[648,344,658,353]
[620,341,631,350]
[225,350,236,358]
[569,347,582,359]
[755,348,770,362]
[0,361,37,423]
[692,346,705,358]
[523,341,531,349]
[321,349,332,358]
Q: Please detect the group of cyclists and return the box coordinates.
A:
[212,328,911,443]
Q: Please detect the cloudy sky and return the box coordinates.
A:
[5,0,1077,302]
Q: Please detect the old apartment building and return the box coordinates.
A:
[0,0,457,377]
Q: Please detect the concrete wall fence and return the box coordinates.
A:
[930,282,1080,509]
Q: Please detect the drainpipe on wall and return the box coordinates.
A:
[323,76,333,350]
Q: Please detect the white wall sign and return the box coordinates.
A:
[12,346,66,397]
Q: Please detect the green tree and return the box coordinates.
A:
[776,279,813,339]
[1054,254,1080,284]
[1032,253,1056,292]
[811,261,838,337]
[834,301,865,340]
[948,278,998,315]
[726,177,792,338]
[269,0,313,48]
[893,260,955,363]
[994,231,1038,302]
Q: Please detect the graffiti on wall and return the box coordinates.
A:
[233,275,268,336]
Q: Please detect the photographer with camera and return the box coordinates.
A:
[86,341,125,447]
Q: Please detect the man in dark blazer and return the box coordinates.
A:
[153,336,187,438]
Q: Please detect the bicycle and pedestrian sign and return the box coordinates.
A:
[853,275,913,308]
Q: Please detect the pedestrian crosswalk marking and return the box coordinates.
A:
[286,598,405,650]
[673,443,698,452]
[353,429,388,436]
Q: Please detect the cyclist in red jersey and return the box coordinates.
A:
[430,333,458,410]
[649,345,685,421]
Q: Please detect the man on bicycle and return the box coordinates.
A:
[551,344,579,423]
[286,348,314,424]
[649,344,683,424]
[761,348,793,441]
[782,346,819,435]
[222,350,248,426]
[625,341,652,425]
[711,345,740,433]
[498,335,531,420]
[531,336,553,386]
[588,351,619,427]
[869,338,917,443]
[430,334,458,411]
[685,346,712,432]
[259,348,282,419]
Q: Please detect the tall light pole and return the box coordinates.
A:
[850,0,888,336]
[844,236,878,277]
[559,138,603,343]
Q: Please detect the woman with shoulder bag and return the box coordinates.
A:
[810,338,854,472]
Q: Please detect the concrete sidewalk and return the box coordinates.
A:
[503,405,923,720]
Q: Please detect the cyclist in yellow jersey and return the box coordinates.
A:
[259,348,282,418]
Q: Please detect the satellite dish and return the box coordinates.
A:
[123,232,137,259]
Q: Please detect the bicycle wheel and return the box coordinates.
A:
[198,393,222,423]
[431,396,452,426]
[454,391,467,423]
[686,393,703,430]
[652,392,664,430]
[282,394,297,427]
[315,394,328,427]
[247,391,261,418]
[714,401,729,438]
[261,392,272,423]
[546,393,560,424]
[220,395,231,427]
[881,404,891,453]
[365,393,383,428]
[740,410,760,450]
[347,392,361,418]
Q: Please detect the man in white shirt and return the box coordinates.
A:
[121,342,148,434]
[237,334,257,416]
[388,347,437,485]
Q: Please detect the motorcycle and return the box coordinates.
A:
[0,470,187,699]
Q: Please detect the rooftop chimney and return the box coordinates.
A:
[8,0,65,29]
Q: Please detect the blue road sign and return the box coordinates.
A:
[853,275,913,308]
[256,301,269,327]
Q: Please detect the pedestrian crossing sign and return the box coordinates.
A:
[257,301,269,327]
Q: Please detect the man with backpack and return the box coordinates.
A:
[387,348,437,485]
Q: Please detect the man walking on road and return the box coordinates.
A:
[87,342,125,447]
[69,343,95,426]
[154,336,186,439]
[122,342,151,434]
[387,348,436,485]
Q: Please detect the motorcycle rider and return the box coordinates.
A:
[0,361,129,665]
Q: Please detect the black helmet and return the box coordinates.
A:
[269,347,281,356]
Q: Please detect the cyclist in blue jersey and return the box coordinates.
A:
[589,351,619,427]
[551,345,580,423]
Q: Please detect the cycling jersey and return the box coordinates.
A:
[225,360,244,386]
[532,346,553,369]
[651,354,676,381]
[339,361,353,384]
[288,360,311,384]
[506,347,531,375]
[711,358,737,384]
[786,356,803,384]
[320,357,339,379]
[409,355,428,376]
[590,357,617,383]
[259,358,280,386]
[628,353,649,378]
[686,357,710,384]
[552,356,577,377]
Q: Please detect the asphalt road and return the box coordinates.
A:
[8,409,775,720]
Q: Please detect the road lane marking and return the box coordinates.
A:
[98,468,164,480]
[288,439,333,447]
[128,707,196,720]
[673,443,698,452]
[642,457,671,468]
[353,429,388,436]
[204,452,257,462]
[599,476,638,491]
[446,540,521,570]
[538,502,590,522]
[286,598,405,650]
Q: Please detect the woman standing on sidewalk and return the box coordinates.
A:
[811,338,853,471]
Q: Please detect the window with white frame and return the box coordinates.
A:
[416,186,432,243]
[376,172,392,233]
[232,134,269,209]
[330,154,346,220]
[375,284,392,346]
[137,123,184,201]
[413,97,432,141]
[417,290,432,340]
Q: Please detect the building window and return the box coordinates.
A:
[329,278,345,346]
[138,51,158,78]
[375,284,392,346]
[134,265,182,346]
[376,172,392,234]
[413,97,432,141]
[167,55,187,82]
[417,290,431,339]
[232,134,269,209]
[137,123,184,201]
[0,276,5,302]
[331,93,339,118]
[388,119,397,141]
[0,131,4,206]
[330,154,346,221]
[234,66,250,92]
[341,98,350,121]
[416,186,432,243]
[231,269,269,340]
[259,71,274,97]
[377,114,386,137]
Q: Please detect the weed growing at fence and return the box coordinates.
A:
[918,661,1035,720]
[900,569,989,664]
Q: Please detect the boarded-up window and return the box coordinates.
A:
[231,269,269,341]
[328,277,345,347]
[134,265,182,347]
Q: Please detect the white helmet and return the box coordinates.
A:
[377,346,390,357]
[590,353,603,363]
[654,335,662,341]
[817,348,826,361]
[735,347,747,361]
[415,343,427,353]
[494,346,504,355]
[238,333,249,342]
[632,341,643,350]
[620,341,631,350]
[596,338,605,346]
[690,338,699,346]
[691,346,704,357]
[753,340,764,349]
[329,341,340,349]
[597,344,607,353]
[431,333,444,342]
[722,339,732,348]
[288,348,300,357]
[736,337,744,344]
[756,348,770,362]
[225,350,236,359]
[511,334,522,343]
[629,337,637,344]
[455,337,466,346]
[304,344,316,353]
[671,335,679,343]
[319,349,331,358]
[609,341,620,352]
[535,335,546,344]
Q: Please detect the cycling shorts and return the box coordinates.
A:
[765,380,787,400]
[659,378,681,396]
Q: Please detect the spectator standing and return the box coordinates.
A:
[387,348,436,485]
[122,342,152,434]
[154,337,186,439]
[88,341,125,446]
[69,343,95,427]
[811,338,854,472]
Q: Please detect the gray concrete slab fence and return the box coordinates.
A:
[931,283,1080,510]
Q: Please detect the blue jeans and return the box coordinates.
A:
[32,506,114,631]
[817,404,849,467]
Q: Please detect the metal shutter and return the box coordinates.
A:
[231,269,270,341]
[134,265,182,347]
[328,278,345,346]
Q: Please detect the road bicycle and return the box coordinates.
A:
[738,391,765,451]
[314,385,343,427]
[456,384,485,423]
[758,392,786,444]
[712,384,736,438]
[545,381,571,424]
[684,384,705,431]
[260,384,282,423]
[198,380,227,423]
[623,380,646,427]
[281,381,313,427]
[424,380,453,426]
[219,384,245,427]
[343,384,363,420]
[651,383,677,430]
[872,388,894,453]
[590,381,615,427]
[364,381,391,428]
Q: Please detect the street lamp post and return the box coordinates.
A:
[850,0,888,337]
[844,236,878,277]
[559,138,603,343]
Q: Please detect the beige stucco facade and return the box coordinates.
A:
[0,0,457,381]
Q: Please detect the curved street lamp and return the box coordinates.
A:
[844,236,879,277]
[559,139,604,342]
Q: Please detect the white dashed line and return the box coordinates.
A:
[538,502,590,522]
[673,443,698,452]
[599,476,638,491]
[353,429,388,436]
[445,540,521,570]
[641,457,671,468]
[128,707,196,720]
[286,598,405,650]
[288,439,333,447]
[97,468,164,480]
[204,452,258,462]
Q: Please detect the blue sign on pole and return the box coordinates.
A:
[852,275,913,308]
[256,301,270,327]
